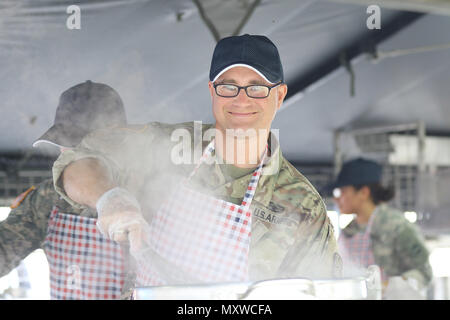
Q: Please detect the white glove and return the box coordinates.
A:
[96,187,150,254]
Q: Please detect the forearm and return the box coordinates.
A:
[62,158,117,209]
[395,226,433,286]
[398,256,433,286]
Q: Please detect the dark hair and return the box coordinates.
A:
[354,183,395,205]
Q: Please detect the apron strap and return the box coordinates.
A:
[365,208,378,235]
[187,139,267,211]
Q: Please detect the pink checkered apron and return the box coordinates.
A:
[44,207,126,299]
[136,140,266,286]
[338,212,376,270]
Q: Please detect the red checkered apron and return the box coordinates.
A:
[136,140,266,286]
[44,207,126,299]
[338,212,376,270]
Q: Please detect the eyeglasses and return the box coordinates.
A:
[213,82,282,99]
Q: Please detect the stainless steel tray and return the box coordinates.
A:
[134,265,382,300]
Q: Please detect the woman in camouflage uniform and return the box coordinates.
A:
[330,157,433,298]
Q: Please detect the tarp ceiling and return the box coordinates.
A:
[1,0,450,164]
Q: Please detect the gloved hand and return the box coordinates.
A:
[96,187,150,254]
[383,276,426,300]
[95,188,204,285]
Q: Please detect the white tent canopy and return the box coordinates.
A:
[1,0,450,165]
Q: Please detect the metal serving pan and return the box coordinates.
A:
[134,265,382,300]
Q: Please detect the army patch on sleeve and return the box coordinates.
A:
[10,186,36,209]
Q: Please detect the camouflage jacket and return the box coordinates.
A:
[53,121,342,281]
[0,179,62,277]
[341,204,433,285]
[0,179,136,299]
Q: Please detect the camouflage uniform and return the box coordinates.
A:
[0,179,136,298]
[53,121,342,281]
[0,179,57,277]
[340,203,432,286]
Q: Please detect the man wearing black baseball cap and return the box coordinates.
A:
[209,34,284,84]
[53,35,342,289]
[0,81,135,299]
[329,157,432,299]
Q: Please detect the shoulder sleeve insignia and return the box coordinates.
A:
[267,201,285,213]
[10,186,36,209]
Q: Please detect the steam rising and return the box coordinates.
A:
[76,119,341,287]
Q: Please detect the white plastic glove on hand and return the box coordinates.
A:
[95,188,201,285]
[384,276,426,300]
[96,187,150,254]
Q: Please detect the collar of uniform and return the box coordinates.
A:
[188,125,282,207]
[342,218,363,237]
[341,204,383,237]
[211,131,282,208]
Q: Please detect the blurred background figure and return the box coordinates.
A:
[328,157,433,299]
[0,80,132,299]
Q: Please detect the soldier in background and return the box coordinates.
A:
[0,80,134,299]
[329,157,432,299]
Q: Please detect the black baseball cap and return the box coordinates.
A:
[323,158,383,196]
[209,34,284,84]
[33,81,127,148]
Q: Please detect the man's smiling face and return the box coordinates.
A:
[209,66,287,134]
